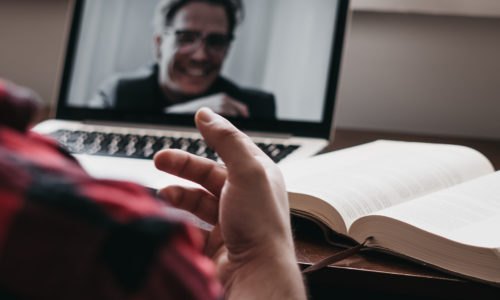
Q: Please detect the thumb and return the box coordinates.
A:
[194,107,265,167]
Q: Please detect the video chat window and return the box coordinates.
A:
[67,0,338,122]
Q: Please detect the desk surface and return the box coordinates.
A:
[294,128,500,299]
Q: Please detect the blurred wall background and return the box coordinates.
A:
[0,0,73,108]
[336,11,500,139]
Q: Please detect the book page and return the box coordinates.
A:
[356,171,500,248]
[281,140,494,229]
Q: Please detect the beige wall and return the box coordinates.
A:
[353,0,500,18]
[336,11,500,139]
[1,1,499,140]
[0,0,73,107]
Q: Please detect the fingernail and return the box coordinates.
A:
[197,107,215,123]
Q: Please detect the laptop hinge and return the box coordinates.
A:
[81,120,293,139]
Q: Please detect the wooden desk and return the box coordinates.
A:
[294,128,500,299]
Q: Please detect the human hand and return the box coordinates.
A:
[154,108,306,299]
[165,93,250,118]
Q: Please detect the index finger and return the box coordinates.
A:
[194,108,271,168]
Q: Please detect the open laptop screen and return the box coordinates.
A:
[57,0,349,138]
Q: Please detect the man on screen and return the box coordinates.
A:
[91,0,276,119]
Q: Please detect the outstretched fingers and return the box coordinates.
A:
[158,185,219,225]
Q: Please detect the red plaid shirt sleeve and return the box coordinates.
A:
[0,79,224,299]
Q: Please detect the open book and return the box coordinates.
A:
[279,140,500,287]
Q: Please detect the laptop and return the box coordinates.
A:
[34,0,350,189]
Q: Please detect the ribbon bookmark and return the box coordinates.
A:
[302,237,371,274]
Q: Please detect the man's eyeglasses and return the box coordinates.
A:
[166,30,233,57]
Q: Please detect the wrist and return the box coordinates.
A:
[224,241,306,300]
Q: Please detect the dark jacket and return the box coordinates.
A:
[92,65,276,119]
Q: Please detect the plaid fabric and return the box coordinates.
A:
[0,79,223,299]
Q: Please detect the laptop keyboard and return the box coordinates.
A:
[48,129,300,163]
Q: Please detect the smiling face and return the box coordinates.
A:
[155,2,229,101]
